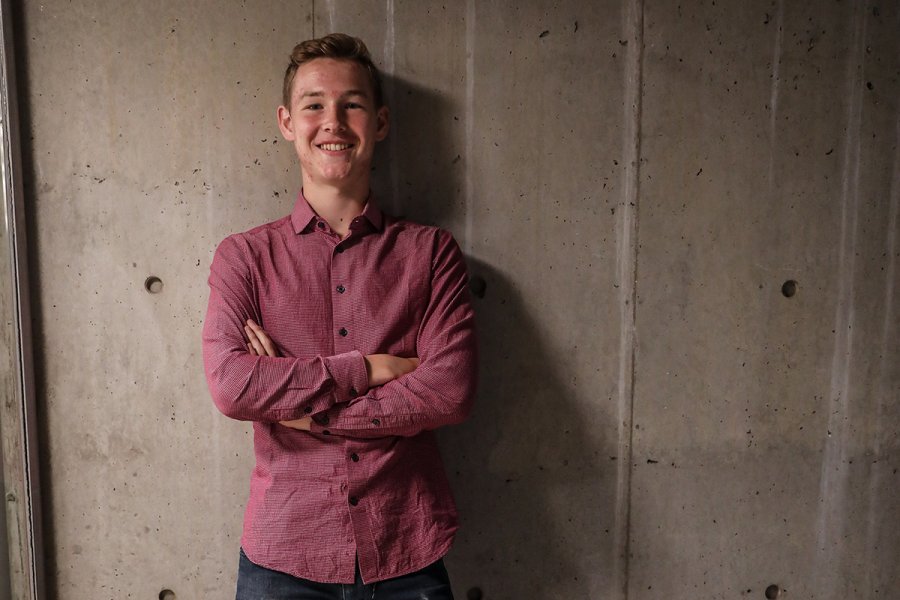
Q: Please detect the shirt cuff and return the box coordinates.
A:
[323,350,369,404]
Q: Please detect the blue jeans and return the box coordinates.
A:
[235,548,455,600]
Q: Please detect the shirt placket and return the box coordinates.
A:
[325,219,362,400]
[323,219,375,576]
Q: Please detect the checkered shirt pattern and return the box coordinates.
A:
[202,192,477,584]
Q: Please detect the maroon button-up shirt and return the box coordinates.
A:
[202,193,477,584]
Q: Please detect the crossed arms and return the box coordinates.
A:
[243,318,419,431]
[201,229,477,438]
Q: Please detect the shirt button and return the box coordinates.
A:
[350,453,359,462]
[303,406,312,414]
[349,496,359,506]
[339,327,348,337]
[371,418,380,426]
[323,430,331,436]
[336,285,346,294]
[349,387,358,397]
[316,221,325,229]
[319,415,330,425]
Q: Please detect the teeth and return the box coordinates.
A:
[320,143,351,151]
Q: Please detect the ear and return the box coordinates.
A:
[276,105,296,141]
[374,105,390,142]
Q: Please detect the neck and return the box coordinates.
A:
[303,179,369,238]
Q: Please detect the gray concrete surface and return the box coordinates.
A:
[0,421,10,600]
[14,2,312,598]
[633,1,899,597]
[6,0,898,599]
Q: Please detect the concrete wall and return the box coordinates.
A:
[0,423,10,600]
[8,0,898,599]
[634,2,899,597]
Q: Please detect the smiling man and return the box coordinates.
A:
[201,34,477,599]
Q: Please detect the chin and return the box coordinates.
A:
[319,164,359,180]
[319,171,352,184]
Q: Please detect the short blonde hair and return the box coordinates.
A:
[282,33,384,108]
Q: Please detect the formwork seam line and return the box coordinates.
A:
[614,0,644,598]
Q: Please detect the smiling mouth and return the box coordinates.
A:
[318,143,354,151]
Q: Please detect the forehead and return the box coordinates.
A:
[291,58,373,101]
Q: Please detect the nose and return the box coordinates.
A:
[322,104,347,132]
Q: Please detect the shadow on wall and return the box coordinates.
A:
[440,260,608,599]
[370,74,463,226]
[374,75,610,599]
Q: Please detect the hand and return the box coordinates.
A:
[364,354,420,387]
[279,417,313,431]
[245,319,278,357]
[245,320,309,430]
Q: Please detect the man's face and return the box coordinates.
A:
[277,58,389,192]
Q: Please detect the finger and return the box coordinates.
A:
[279,417,312,431]
[409,358,421,367]
[245,325,266,356]
[257,330,277,357]
[247,342,258,356]
[246,319,278,357]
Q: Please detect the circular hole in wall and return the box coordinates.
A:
[781,280,798,298]
[469,275,487,299]
[158,590,176,600]
[765,584,781,599]
[144,276,164,294]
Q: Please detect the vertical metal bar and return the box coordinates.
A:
[0,0,45,597]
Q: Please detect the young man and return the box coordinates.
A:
[202,33,477,599]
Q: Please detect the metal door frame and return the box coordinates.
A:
[0,0,45,597]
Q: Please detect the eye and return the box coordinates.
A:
[345,102,364,109]
[303,103,323,110]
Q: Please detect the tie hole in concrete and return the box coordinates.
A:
[469,275,487,299]
[144,275,163,294]
[781,280,797,298]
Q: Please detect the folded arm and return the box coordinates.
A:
[245,322,420,431]
[308,230,478,438]
[202,235,369,422]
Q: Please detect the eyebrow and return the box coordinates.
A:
[298,89,370,100]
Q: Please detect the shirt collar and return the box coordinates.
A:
[359,196,384,231]
[291,190,385,234]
